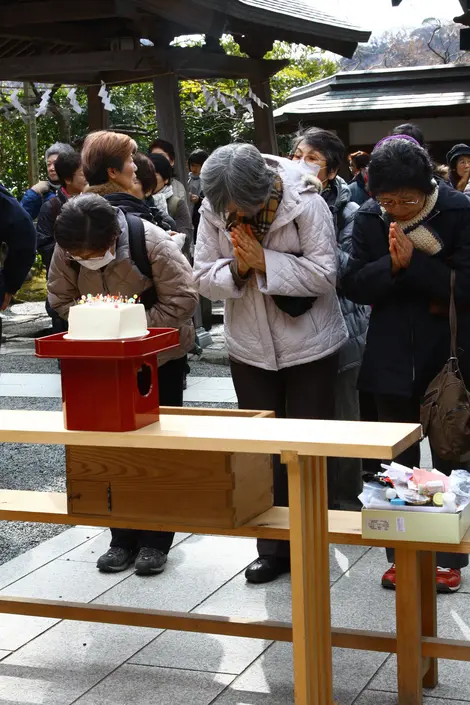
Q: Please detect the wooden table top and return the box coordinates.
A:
[0,410,421,459]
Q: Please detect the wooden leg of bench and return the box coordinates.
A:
[285,452,334,705]
[395,546,423,705]
[420,551,438,689]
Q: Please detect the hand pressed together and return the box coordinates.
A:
[231,223,266,274]
[389,222,413,275]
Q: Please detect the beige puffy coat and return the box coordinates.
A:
[48,210,198,365]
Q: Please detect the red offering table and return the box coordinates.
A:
[35,328,179,432]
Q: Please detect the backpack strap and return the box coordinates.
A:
[126,213,158,310]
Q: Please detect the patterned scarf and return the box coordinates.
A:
[227,175,283,242]
[381,184,442,256]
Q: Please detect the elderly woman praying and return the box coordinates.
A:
[193,143,347,585]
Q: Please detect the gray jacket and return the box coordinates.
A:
[323,177,370,373]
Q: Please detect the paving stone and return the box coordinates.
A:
[356,689,470,705]
[0,557,132,602]
[62,530,191,564]
[73,663,233,705]
[0,650,12,661]
[131,630,271,675]
[93,535,256,612]
[0,613,58,651]
[0,621,159,705]
[210,642,388,705]
[0,527,105,590]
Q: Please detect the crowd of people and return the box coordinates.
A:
[2,121,470,591]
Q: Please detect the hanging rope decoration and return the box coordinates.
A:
[98,81,116,112]
[2,80,266,120]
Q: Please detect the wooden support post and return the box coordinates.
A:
[249,77,278,155]
[285,451,334,705]
[87,86,109,132]
[24,82,39,186]
[153,73,187,189]
[420,551,438,689]
[395,546,423,705]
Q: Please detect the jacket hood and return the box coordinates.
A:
[446,143,470,167]
[201,154,322,230]
[104,192,154,223]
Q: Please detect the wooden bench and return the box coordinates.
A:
[0,408,450,705]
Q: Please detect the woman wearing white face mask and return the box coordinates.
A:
[48,191,198,577]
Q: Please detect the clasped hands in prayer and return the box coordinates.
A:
[389,222,413,275]
[231,223,266,275]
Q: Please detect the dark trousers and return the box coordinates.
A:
[365,393,468,571]
[110,356,186,554]
[230,354,338,561]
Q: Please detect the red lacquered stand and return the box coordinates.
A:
[35,328,179,432]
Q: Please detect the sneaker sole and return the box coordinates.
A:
[437,582,461,594]
[97,557,136,573]
[134,565,166,576]
[381,579,396,590]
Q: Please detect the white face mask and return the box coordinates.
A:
[295,160,321,177]
[72,250,116,270]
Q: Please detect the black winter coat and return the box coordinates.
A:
[0,185,36,305]
[342,181,470,398]
[36,188,68,271]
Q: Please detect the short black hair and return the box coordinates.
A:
[293,127,345,173]
[188,149,209,168]
[54,151,82,189]
[133,152,157,195]
[368,139,434,197]
[55,193,119,254]
[349,151,370,170]
[148,152,173,182]
[148,138,175,162]
[391,123,425,148]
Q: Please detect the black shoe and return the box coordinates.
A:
[97,546,135,573]
[245,557,290,584]
[135,547,167,576]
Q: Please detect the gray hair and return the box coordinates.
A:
[201,143,276,215]
[45,142,75,162]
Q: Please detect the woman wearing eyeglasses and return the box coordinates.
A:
[343,135,470,593]
[447,144,470,196]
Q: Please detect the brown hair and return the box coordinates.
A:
[133,152,157,196]
[81,131,137,186]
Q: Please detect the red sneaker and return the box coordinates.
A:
[381,564,461,593]
[381,564,396,589]
[436,567,461,593]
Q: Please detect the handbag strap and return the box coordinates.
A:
[450,269,458,358]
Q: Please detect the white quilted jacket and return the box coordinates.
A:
[193,156,348,371]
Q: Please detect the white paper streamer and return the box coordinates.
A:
[201,85,218,111]
[66,87,83,114]
[9,89,27,115]
[99,81,116,112]
[35,88,52,117]
[248,87,268,109]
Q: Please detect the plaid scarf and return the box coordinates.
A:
[227,175,283,242]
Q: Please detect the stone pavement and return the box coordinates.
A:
[1,303,470,704]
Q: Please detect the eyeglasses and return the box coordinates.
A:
[291,155,327,166]
[376,197,420,208]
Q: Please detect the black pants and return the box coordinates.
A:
[365,393,468,571]
[110,356,186,554]
[230,354,338,561]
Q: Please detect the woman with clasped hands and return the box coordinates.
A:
[193,143,348,584]
[342,135,470,593]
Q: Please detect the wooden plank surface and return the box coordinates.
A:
[0,410,421,459]
[1,492,470,553]
[395,547,423,705]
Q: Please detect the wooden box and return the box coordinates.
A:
[65,408,274,529]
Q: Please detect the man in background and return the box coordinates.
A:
[20,142,75,220]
